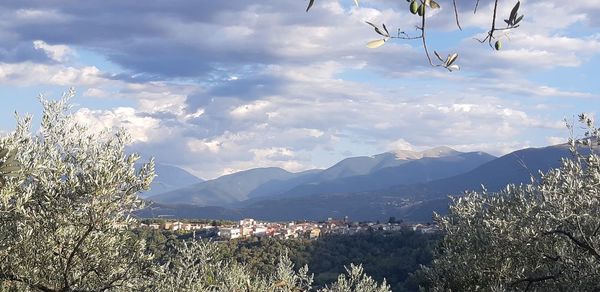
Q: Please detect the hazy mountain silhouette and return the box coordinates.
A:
[136,163,203,198]
[272,150,494,200]
[148,167,302,205]
[149,147,494,207]
[238,144,575,221]
[141,144,578,222]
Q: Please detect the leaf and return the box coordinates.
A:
[0,165,20,174]
[365,21,386,37]
[446,53,458,66]
[514,15,524,25]
[2,172,19,178]
[429,0,441,9]
[365,21,377,28]
[306,0,315,12]
[354,0,359,7]
[434,51,444,62]
[382,23,390,37]
[504,19,511,25]
[510,1,520,22]
[0,148,7,159]
[366,39,386,48]
[3,161,17,170]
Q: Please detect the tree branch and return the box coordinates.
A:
[0,272,58,292]
[453,0,462,31]
[543,229,600,261]
[420,4,434,66]
[474,0,481,14]
[510,273,560,290]
[62,224,95,291]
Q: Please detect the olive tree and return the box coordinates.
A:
[150,240,313,291]
[0,90,157,291]
[151,240,391,292]
[420,115,600,291]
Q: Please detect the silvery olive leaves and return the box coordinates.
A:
[0,147,20,188]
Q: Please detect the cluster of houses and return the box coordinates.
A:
[137,218,439,240]
[217,218,322,240]
[139,221,212,232]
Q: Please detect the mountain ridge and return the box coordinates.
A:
[138,144,578,222]
[148,146,495,210]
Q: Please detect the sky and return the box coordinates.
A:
[0,0,599,179]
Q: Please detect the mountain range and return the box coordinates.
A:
[136,163,204,198]
[147,147,494,205]
[138,144,577,222]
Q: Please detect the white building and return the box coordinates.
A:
[239,218,256,226]
[171,221,184,231]
[219,227,241,239]
[254,226,268,237]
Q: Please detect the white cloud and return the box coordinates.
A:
[83,87,107,97]
[251,147,295,161]
[389,138,415,152]
[74,107,163,143]
[546,136,566,146]
[0,62,102,86]
[230,100,272,118]
[33,40,72,62]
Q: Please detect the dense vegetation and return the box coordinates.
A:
[224,230,440,291]
[133,228,439,292]
[420,116,600,291]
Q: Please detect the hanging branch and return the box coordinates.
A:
[306,0,524,70]
[475,0,523,50]
[420,5,434,66]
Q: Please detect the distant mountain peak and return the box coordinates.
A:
[422,146,459,157]
[392,150,422,160]
[392,146,460,160]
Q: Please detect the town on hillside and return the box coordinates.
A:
[134,217,440,241]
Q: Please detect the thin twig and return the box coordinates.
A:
[453,0,462,30]
[393,29,422,40]
[488,0,500,48]
[420,5,434,66]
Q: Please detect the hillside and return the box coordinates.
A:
[148,167,302,205]
[137,163,204,198]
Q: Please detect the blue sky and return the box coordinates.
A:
[0,0,598,179]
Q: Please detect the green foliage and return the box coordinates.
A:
[309,231,438,291]
[151,239,387,292]
[219,230,439,291]
[421,117,600,291]
[0,146,20,188]
[0,90,156,291]
[320,264,389,292]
